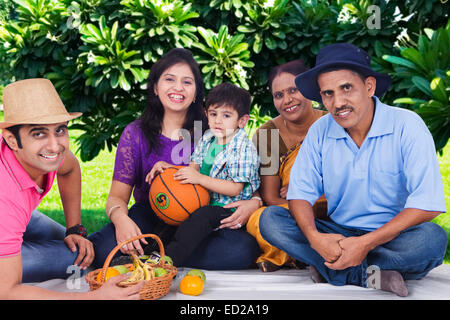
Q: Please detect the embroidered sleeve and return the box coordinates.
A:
[112,124,139,187]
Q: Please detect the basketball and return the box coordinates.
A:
[149,166,210,226]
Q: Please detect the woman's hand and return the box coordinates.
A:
[106,181,147,255]
[279,186,288,199]
[220,198,262,229]
[145,161,172,183]
[112,213,148,255]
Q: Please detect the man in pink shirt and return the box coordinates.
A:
[0,78,143,299]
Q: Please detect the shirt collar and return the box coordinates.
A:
[203,128,247,149]
[366,97,394,138]
[327,96,394,139]
[226,128,248,150]
[0,136,42,191]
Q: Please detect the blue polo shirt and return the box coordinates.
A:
[287,97,446,231]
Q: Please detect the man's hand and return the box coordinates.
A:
[92,273,145,300]
[64,235,95,270]
[309,233,346,263]
[324,236,370,270]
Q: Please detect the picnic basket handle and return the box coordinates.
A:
[98,233,165,283]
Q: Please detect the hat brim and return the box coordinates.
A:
[0,112,82,129]
[294,61,391,103]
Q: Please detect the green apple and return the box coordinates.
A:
[112,265,130,275]
[187,269,206,283]
[145,259,159,265]
[160,255,173,266]
[154,267,168,277]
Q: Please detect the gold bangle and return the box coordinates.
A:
[107,205,121,219]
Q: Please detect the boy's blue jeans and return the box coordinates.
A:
[259,205,448,287]
[21,210,79,283]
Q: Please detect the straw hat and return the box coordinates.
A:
[0,78,82,129]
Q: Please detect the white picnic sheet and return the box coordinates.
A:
[28,264,450,300]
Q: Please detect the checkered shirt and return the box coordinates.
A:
[191,128,260,206]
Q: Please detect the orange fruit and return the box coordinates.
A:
[96,267,121,283]
[179,275,204,296]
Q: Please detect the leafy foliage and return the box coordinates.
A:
[0,0,448,160]
[121,0,199,60]
[383,21,450,154]
[194,25,254,90]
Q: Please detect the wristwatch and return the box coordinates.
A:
[65,224,88,238]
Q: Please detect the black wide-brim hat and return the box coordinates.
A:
[294,43,391,103]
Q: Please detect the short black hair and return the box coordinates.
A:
[3,124,23,149]
[205,82,251,118]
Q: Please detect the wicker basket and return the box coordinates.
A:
[86,233,177,300]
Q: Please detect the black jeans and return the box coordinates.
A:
[165,205,233,267]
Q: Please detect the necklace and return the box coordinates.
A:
[282,118,301,149]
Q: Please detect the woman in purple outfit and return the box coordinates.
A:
[89,48,261,269]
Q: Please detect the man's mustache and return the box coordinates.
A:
[334,105,354,116]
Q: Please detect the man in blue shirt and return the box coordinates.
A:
[259,43,447,297]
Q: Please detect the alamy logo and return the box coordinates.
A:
[67,3,82,30]
[366,265,381,289]
[66,265,82,290]
[366,5,381,30]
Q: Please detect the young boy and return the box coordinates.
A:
[150,82,260,266]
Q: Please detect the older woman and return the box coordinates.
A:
[89,48,260,270]
[248,60,327,272]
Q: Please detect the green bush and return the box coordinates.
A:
[383,21,450,154]
[0,0,448,160]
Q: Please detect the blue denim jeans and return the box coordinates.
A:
[259,205,448,287]
[89,202,260,270]
[21,210,79,283]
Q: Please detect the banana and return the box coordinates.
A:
[143,264,155,281]
[120,265,144,284]
[119,250,146,285]
[118,250,167,285]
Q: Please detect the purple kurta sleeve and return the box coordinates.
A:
[112,120,195,203]
[113,122,139,187]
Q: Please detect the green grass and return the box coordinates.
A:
[432,143,450,263]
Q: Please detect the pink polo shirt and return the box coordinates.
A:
[0,136,57,257]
